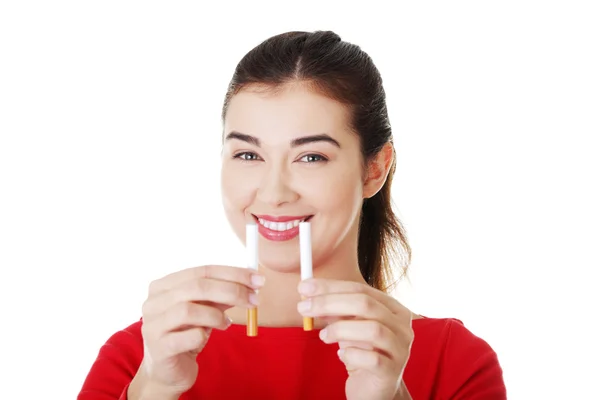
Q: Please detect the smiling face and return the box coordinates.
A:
[220,83,367,274]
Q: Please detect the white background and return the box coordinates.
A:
[1,1,598,398]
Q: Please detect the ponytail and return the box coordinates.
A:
[358,154,411,292]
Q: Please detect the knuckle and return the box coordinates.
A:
[371,322,385,340]
[199,265,213,279]
[164,333,182,355]
[368,352,383,369]
[187,328,206,349]
[353,282,367,293]
[207,308,225,326]
[244,269,255,284]
[147,279,161,295]
[176,302,195,322]
[142,300,154,318]
[324,324,336,339]
[141,300,152,317]
[311,295,323,311]
[406,326,415,344]
[236,283,249,302]
[358,295,373,313]
[193,278,209,294]
[191,265,207,282]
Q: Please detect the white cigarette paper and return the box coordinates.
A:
[299,222,313,280]
[246,224,258,270]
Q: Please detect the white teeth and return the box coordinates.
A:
[257,217,307,231]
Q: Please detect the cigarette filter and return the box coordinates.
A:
[299,222,314,331]
[246,224,259,336]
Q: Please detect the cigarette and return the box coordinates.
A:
[299,221,314,331]
[246,223,259,337]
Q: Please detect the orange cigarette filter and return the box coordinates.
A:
[247,308,258,336]
[303,315,314,331]
[301,295,314,330]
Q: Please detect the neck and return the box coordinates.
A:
[226,242,366,328]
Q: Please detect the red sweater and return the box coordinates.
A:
[78,317,506,399]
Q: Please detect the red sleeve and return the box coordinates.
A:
[440,320,507,400]
[77,320,144,400]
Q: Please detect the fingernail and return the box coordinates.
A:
[251,274,266,288]
[225,316,233,329]
[249,292,259,306]
[319,328,328,341]
[298,280,316,295]
[337,348,345,359]
[297,298,311,313]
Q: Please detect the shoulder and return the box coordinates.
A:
[408,317,507,399]
[411,316,501,368]
[104,318,144,350]
[89,317,144,369]
[78,319,145,398]
[412,316,491,351]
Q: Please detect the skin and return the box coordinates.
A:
[129,82,416,400]
[221,82,371,327]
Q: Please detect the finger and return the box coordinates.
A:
[149,265,265,295]
[156,327,210,359]
[337,346,396,376]
[145,302,230,337]
[317,315,354,326]
[298,292,394,329]
[320,320,399,359]
[298,278,408,316]
[143,278,259,317]
[338,340,375,352]
[191,301,231,314]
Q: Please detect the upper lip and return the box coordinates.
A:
[253,214,312,222]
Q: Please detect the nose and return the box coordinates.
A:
[255,163,299,207]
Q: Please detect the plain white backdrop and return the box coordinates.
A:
[1,1,598,398]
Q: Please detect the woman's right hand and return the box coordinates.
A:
[131,265,264,398]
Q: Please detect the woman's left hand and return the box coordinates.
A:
[297,278,414,400]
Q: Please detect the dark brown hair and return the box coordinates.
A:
[221,30,411,292]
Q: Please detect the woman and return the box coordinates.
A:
[78,30,506,400]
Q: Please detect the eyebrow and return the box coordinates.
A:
[225,131,341,148]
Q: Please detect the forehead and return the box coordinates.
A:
[224,84,352,142]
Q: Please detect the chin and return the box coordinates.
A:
[257,241,302,274]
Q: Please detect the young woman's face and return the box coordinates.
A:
[221,84,366,273]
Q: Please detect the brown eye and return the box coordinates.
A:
[234,152,260,161]
[299,154,327,163]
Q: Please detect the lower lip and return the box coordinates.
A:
[257,222,301,241]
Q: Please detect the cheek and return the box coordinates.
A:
[221,165,256,213]
[306,168,364,215]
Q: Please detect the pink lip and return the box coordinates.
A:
[253,214,313,242]
[254,214,311,222]
[257,223,301,241]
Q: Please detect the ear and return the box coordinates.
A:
[363,142,394,199]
